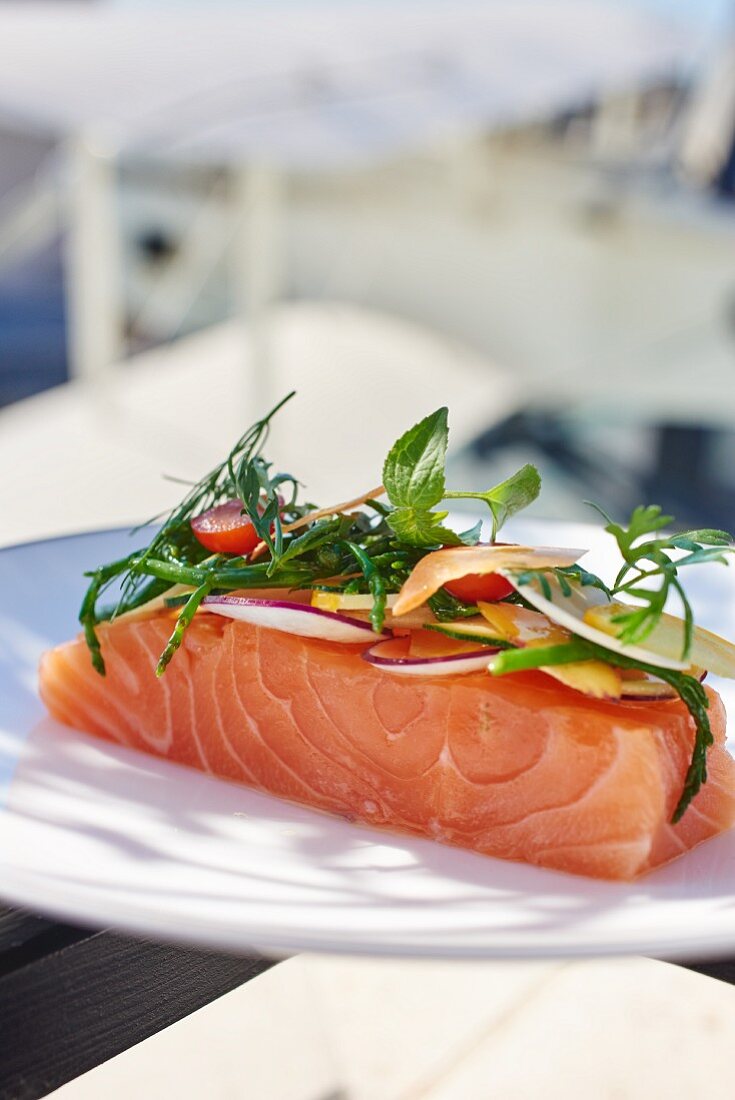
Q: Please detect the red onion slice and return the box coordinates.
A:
[201,595,388,643]
[363,636,497,677]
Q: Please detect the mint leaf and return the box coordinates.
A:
[482,464,541,540]
[382,408,448,509]
[387,506,464,548]
[380,413,539,548]
[445,463,541,540]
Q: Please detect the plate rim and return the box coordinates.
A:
[1,851,734,962]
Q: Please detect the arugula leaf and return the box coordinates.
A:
[676,528,732,546]
[388,507,465,548]
[512,563,612,603]
[426,587,482,621]
[670,546,732,568]
[607,505,673,558]
[382,407,448,509]
[588,500,735,659]
[445,463,541,540]
[513,568,554,600]
[559,563,612,597]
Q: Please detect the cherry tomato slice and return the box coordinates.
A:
[191,500,260,556]
[444,572,514,604]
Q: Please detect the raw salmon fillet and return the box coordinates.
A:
[39,611,735,880]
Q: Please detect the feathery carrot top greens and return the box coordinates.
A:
[80,395,735,821]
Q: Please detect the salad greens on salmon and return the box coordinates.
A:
[79,393,735,822]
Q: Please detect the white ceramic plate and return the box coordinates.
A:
[3,521,735,960]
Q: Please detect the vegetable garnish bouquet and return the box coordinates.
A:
[78,393,735,825]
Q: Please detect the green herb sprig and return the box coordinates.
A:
[513,563,611,603]
[382,407,540,548]
[80,400,541,676]
[586,503,733,660]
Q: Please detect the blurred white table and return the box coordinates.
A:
[0,302,517,547]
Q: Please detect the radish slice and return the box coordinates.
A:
[201,595,387,643]
[501,572,690,672]
[584,602,735,680]
[363,635,496,676]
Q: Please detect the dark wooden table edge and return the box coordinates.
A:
[4,906,735,1100]
[673,957,735,984]
[0,909,278,1100]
